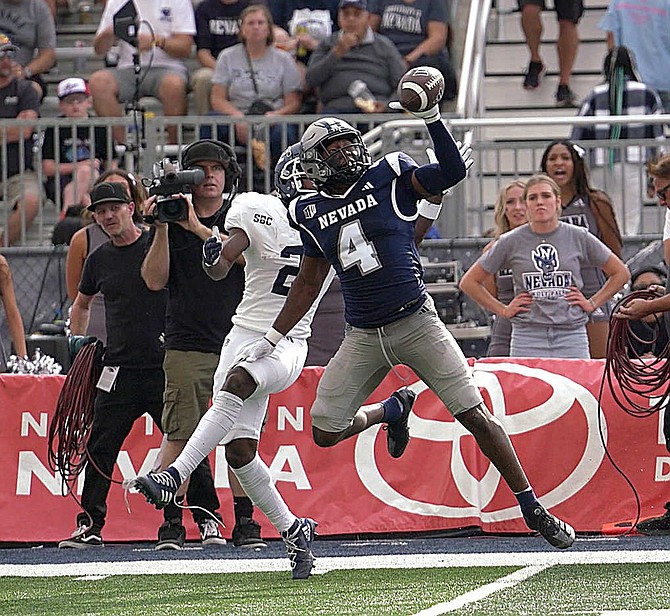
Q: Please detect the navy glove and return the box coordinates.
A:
[68,335,96,361]
[203,235,223,267]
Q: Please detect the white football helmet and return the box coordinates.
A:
[299,117,371,190]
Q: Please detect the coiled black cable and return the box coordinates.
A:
[605,289,670,417]
[47,341,104,495]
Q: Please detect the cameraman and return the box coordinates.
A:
[141,139,265,549]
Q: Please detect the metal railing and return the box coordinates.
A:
[0,112,667,244]
[456,0,492,119]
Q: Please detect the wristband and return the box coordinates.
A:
[265,327,283,346]
[417,198,442,220]
[588,298,596,311]
[23,67,32,79]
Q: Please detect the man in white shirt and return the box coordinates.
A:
[88,0,196,144]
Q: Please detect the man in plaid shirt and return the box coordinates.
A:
[570,46,665,236]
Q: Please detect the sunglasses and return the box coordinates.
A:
[0,50,15,59]
[656,181,670,201]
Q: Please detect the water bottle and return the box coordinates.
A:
[78,0,92,24]
[347,80,376,113]
[74,40,86,74]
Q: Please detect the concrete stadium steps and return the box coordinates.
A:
[488,6,607,44]
[483,73,603,111]
[485,39,605,77]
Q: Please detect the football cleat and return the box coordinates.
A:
[384,387,416,458]
[525,505,575,549]
[131,467,182,509]
[281,518,317,580]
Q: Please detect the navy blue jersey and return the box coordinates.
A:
[291,152,426,328]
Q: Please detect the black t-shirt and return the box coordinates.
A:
[195,0,265,59]
[79,231,167,368]
[0,78,39,176]
[158,210,244,354]
[42,120,108,167]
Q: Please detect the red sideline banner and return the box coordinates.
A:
[1,359,669,543]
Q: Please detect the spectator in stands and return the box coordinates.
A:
[306,0,406,114]
[63,169,146,341]
[482,179,527,357]
[599,0,670,113]
[192,0,268,116]
[649,155,670,267]
[42,78,110,217]
[623,265,669,358]
[519,0,582,107]
[369,0,457,101]
[0,253,27,359]
[540,140,623,359]
[271,1,338,65]
[88,0,196,145]
[0,0,56,98]
[271,0,338,37]
[207,4,302,168]
[570,47,664,236]
[459,174,629,359]
[0,34,40,247]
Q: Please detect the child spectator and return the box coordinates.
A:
[42,78,110,216]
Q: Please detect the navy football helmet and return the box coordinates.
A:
[274,143,313,206]
[299,117,371,191]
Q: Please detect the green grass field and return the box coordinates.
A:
[3,562,670,616]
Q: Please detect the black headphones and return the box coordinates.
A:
[180,139,241,196]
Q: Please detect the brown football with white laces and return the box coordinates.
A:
[397,66,445,113]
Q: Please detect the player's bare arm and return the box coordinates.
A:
[272,255,332,336]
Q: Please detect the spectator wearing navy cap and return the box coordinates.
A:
[42,77,110,216]
[305,0,406,114]
[0,33,40,246]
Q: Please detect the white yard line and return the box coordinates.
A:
[1,549,670,578]
[410,565,550,615]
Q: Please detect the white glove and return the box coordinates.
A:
[389,101,441,123]
[239,328,283,362]
[456,140,474,174]
[239,337,276,362]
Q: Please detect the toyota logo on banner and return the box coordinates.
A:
[354,362,605,521]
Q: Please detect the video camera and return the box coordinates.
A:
[144,159,205,223]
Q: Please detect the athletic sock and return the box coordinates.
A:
[515,487,540,521]
[172,391,243,481]
[233,496,254,525]
[232,455,295,533]
[381,394,402,423]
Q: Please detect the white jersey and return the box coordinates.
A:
[225,192,334,339]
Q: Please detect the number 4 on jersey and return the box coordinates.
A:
[338,220,381,275]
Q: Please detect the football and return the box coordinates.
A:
[397,66,445,113]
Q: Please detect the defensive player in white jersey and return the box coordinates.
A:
[131,145,415,579]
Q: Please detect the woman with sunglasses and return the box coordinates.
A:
[541,139,623,358]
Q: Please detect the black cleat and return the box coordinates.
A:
[384,387,416,458]
[132,467,181,509]
[525,505,575,549]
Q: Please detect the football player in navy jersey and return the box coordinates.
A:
[133,145,408,579]
[242,99,577,549]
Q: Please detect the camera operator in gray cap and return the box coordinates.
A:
[141,140,266,549]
